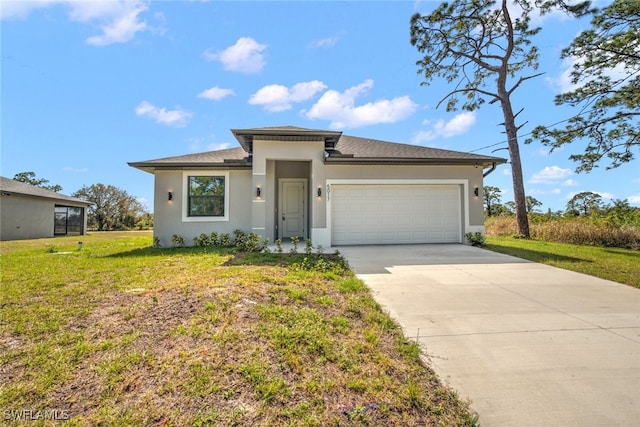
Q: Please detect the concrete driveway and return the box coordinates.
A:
[339,244,640,427]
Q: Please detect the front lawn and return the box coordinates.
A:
[1,232,476,426]
[486,236,640,289]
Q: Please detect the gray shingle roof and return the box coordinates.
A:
[330,134,503,164]
[129,127,506,172]
[0,176,92,205]
[128,147,250,172]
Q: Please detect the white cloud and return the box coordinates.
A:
[1,0,55,19]
[562,179,578,186]
[78,1,149,46]
[207,142,231,151]
[305,79,417,128]
[249,80,327,112]
[411,111,476,144]
[203,37,268,74]
[135,101,192,127]
[311,36,339,48]
[546,56,580,93]
[529,165,573,184]
[595,191,615,200]
[628,193,640,205]
[197,86,235,101]
[548,52,628,94]
[1,0,152,45]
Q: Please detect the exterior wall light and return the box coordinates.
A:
[168,191,173,201]
[474,187,479,197]
[317,187,322,197]
[256,187,261,198]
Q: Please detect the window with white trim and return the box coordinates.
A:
[182,171,229,221]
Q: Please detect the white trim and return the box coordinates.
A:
[182,171,230,222]
[326,179,470,245]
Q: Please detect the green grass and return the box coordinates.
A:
[486,236,640,289]
[0,232,476,426]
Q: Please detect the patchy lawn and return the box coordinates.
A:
[1,232,477,426]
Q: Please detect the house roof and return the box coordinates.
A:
[0,176,92,205]
[129,126,506,172]
[231,126,342,153]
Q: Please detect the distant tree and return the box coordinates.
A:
[13,171,62,192]
[504,201,516,215]
[72,183,146,231]
[525,196,543,213]
[530,0,639,172]
[566,191,603,216]
[483,186,503,216]
[602,199,640,226]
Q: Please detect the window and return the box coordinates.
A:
[182,172,229,222]
[188,176,225,216]
[54,206,84,235]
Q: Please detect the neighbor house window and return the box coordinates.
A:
[182,171,229,222]
[54,206,84,235]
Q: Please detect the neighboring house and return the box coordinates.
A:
[129,126,506,248]
[0,176,91,241]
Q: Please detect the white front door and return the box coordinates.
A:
[279,179,306,239]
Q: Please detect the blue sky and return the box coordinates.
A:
[2,0,638,213]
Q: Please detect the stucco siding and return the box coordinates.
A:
[153,169,252,247]
[1,195,54,240]
[322,164,485,226]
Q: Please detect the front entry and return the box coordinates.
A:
[279,179,307,239]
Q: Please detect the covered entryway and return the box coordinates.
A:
[330,184,461,245]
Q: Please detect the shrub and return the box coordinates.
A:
[289,236,299,255]
[219,233,232,247]
[209,231,219,246]
[193,233,210,247]
[171,234,185,247]
[465,232,486,247]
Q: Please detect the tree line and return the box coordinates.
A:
[484,185,640,227]
[12,172,152,231]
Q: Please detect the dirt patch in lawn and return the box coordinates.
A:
[21,269,476,426]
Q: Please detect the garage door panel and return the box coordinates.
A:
[331,184,461,245]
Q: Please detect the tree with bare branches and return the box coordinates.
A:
[410,0,589,238]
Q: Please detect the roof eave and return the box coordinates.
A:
[127,162,252,173]
[231,128,343,152]
[324,157,506,166]
[0,191,92,206]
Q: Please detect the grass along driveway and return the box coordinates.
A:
[1,232,476,426]
[486,236,640,289]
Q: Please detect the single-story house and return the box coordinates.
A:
[0,176,91,241]
[129,126,506,248]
